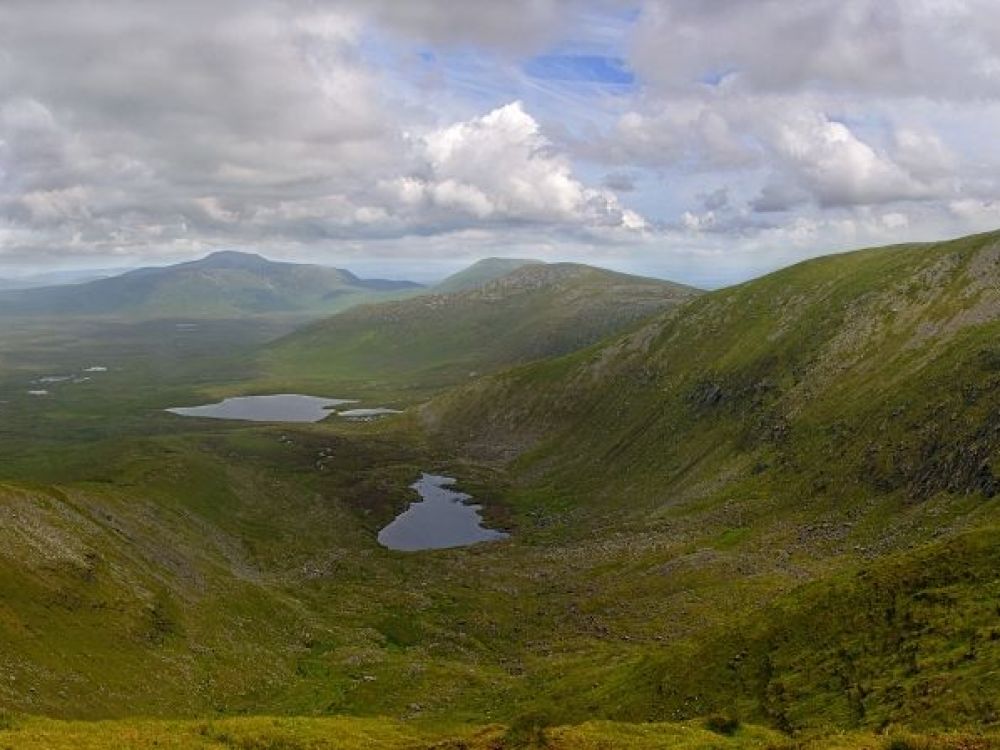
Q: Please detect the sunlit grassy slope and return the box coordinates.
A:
[429,230,1000,499]
[425,230,1000,728]
[260,262,700,392]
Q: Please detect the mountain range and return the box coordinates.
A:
[0,251,423,318]
[0,268,126,291]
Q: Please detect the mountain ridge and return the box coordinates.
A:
[258,260,702,390]
[418,229,1000,726]
[0,251,423,318]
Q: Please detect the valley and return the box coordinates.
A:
[6,2,998,745]
[0,236,998,749]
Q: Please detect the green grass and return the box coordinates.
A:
[2,715,991,749]
[421,230,1000,727]
[0,231,999,742]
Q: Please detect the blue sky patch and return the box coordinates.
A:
[524,55,635,86]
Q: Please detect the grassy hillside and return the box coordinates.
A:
[0,251,422,318]
[3,714,989,749]
[1,232,999,745]
[260,262,701,392]
[424,230,1000,728]
[428,230,1000,501]
[433,257,543,293]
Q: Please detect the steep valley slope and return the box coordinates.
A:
[424,230,1000,730]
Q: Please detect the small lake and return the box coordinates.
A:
[166,394,356,423]
[377,473,509,552]
[338,407,402,420]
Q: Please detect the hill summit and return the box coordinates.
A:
[262,261,701,389]
[433,257,544,293]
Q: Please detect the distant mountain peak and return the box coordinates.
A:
[434,257,545,294]
[471,257,543,267]
[194,250,273,269]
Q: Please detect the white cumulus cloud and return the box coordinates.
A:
[383,102,645,231]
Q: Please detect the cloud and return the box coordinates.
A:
[753,108,935,209]
[751,182,809,214]
[699,188,729,211]
[602,172,638,192]
[587,104,757,169]
[326,0,618,54]
[0,0,408,260]
[892,128,956,184]
[588,96,963,214]
[0,0,648,267]
[380,102,645,230]
[631,0,1000,99]
[1,0,999,282]
[949,198,1000,228]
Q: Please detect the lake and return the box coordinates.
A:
[337,407,402,420]
[166,394,356,423]
[377,473,509,551]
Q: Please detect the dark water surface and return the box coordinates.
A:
[377,473,509,551]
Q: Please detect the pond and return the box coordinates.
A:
[337,407,403,420]
[377,473,509,552]
[166,394,356,423]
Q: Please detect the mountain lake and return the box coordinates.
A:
[377,473,509,551]
[337,407,403,420]
[166,394,357,422]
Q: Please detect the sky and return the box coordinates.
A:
[1,0,1000,287]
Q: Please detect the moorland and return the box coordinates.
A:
[1,233,998,749]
